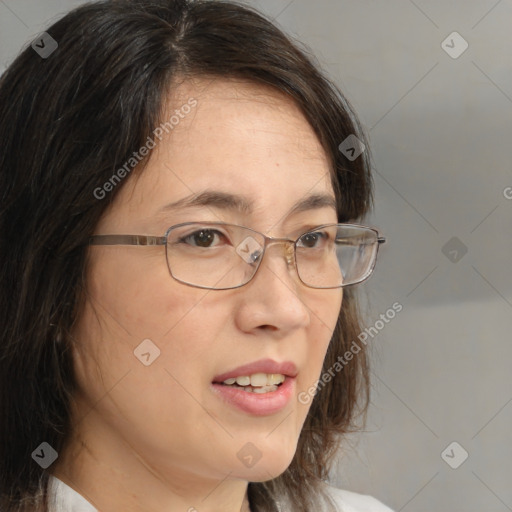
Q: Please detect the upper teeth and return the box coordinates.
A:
[223,373,286,387]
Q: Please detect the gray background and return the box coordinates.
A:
[1,1,511,510]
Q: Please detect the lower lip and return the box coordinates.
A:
[210,377,295,416]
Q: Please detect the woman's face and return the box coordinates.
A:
[71,78,342,486]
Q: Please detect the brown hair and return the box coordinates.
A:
[0,1,372,510]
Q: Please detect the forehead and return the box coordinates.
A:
[102,77,335,230]
[164,76,329,165]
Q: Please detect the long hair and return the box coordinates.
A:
[0,1,373,510]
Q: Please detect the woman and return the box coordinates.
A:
[0,1,392,511]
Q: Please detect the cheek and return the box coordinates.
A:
[82,247,216,341]
[308,288,342,344]
[297,289,342,403]
[72,249,224,398]
[70,255,233,468]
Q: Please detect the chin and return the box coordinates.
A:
[231,448,296,482]
[236,464,290,483]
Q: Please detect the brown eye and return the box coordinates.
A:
[179,229,228,248]
[298,231,327,249]
[193,230,215,247]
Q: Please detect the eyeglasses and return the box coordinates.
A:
[89,222,385,290]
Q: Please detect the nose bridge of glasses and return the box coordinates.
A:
[261,237,296,268]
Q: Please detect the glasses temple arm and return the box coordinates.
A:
[89,235,167,246]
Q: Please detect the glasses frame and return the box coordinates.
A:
[88,221,386,290]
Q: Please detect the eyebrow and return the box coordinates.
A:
[157,190,337,217]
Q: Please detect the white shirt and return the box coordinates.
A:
[322,485,394,512]
[48,475,394,512]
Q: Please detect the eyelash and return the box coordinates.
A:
[178,229,228,247]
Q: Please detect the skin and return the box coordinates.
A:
[53,77,343,512]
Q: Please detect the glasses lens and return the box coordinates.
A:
[296,225,379,288]
[165,223,264,289]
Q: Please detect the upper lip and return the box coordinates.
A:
[212,358,299,383]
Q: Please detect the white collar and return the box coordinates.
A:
[48,475,98,512]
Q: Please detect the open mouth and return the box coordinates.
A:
[213,373,286,394]
[210,372,295,415]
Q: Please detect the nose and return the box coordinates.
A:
[234,239,310,333]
